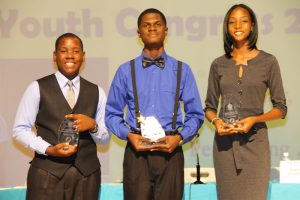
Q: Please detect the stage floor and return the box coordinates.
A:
[0,181,299,200]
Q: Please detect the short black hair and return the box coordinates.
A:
[137,8,167,28]
[223,4,258,58]
[55,32,83,52]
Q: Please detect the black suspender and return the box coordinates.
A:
[130,59,182,131]
[172,61,182,130]
[130,59,141,129]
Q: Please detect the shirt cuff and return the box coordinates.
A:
[120,125,131,140]
[90,126,111,145]
[179,127,195,144]
[37,139,52,155]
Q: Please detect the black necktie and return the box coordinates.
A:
[142,56,165,68]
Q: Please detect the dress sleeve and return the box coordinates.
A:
[268,56,287,118]
[204,60,220,114]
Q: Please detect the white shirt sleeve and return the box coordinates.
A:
[12,81,51,155]
[89,86,111,145]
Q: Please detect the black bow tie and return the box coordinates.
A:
[142,56,165,68]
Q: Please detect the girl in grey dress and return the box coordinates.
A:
[204,4,287,200]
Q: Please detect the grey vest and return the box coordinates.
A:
[31,74,100,178]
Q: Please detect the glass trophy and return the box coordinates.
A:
[58,118,79,145]
[222,95,240,127]
[138,115,166,146]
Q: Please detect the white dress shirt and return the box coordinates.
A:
[13,71,110,155]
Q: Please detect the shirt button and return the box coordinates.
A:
[238,90,243,95]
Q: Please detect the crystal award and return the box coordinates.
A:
[58,118,79,145]
[222,95,239,126]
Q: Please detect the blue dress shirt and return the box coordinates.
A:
[105,51,204,143]
[13,71,110,155]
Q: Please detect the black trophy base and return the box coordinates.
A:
[141,141,166,146]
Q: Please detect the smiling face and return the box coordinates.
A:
[53,36,85,80]
[138,12,168,49]
[228,6,253,45]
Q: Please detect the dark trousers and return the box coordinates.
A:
[26,165,100,200]
[123,143,184,200]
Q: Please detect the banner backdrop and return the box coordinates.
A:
[0,0,299,187]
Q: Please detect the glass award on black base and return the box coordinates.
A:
[223,95,240,127]
[58,118,79,145]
